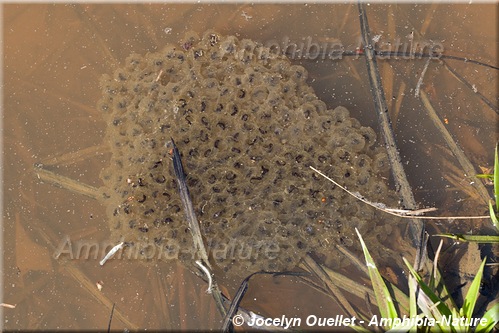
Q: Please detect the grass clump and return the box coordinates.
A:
[352,143,499,332]
[354,229,497,333]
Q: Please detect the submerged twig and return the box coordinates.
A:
[357,3,419,210]
[221,271,308,332]
[221,271,257,333]
[433,239,444,281]
[40,143,110,167]
[442,59,499,115]
[357,4,425,267]
[310,166,488,220]
[169,138,227,318]
[34,163,100,199]
[64,259,138,329]
[24,200,139,329]
[107,303,115,333]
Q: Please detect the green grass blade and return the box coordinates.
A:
[430,258,458,311]
[386,315,426,332]
[494,142,498,211]
[475,302,499,333]
[451,308,464,333]
[418,292,447,333]
[434,233,499,243]
[476,174,493,180]
[489,200,499,230]
[461,257,486,320]
[403,258,453,318]
[408,274,418,332]
[355,228,399,327]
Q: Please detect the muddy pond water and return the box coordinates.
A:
[2,3,497,331]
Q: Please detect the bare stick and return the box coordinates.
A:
[107,303,115,333]
[433,239,444,281]
[310,166,489,220]
[357,4,425,271]
[357,3,419,211]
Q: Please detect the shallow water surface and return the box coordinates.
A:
[2,3,497,331]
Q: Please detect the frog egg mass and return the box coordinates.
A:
[98,30,398,279]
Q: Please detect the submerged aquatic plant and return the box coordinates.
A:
[436,142,499,243]
[477,142,499,231]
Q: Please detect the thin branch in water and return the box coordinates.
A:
[310,166,489,220]
[107,303,115,333]
[433,239,444,281]
[221,271,309,333]
[357,4,425,267]
[442,59,499,115]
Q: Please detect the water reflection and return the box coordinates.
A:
[3,3,497,330]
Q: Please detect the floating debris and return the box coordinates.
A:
[195,260,213,294]
[99,242,124,266]
[96,280,104,291]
